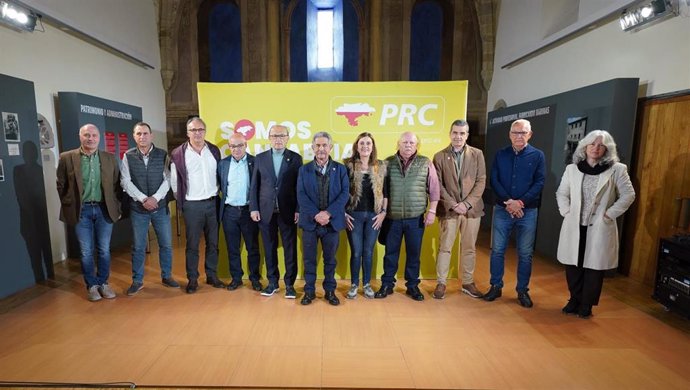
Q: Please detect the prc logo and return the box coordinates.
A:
[234,119,256,140]
[335,103,376,126]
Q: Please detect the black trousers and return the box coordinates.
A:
[259,212,297,287]
[565,225,605,307]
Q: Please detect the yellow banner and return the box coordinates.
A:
[198,81,468,280]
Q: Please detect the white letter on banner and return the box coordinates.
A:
[418,104,437,126]
[379,104,398,126]
[297,121,311,140]
[398,104,417,125]
[255,121,275,140]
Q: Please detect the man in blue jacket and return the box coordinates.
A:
[218,133,262,291]
[297,132,349,306]
[484,119,545,308]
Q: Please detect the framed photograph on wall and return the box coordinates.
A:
[2,112,21,142]
[564,116,587,164]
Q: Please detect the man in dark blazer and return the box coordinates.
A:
[250,124,303,298]
[56,123,121,302]
[218,133,262,291]
[297,132,349,306]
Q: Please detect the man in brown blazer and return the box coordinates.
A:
[57,123,121,302]
[432,120,486,299]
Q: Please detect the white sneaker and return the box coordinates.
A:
[346,284,358,299]
[99,283,116,299]
[363,284,375,299]
[87,285,102,302]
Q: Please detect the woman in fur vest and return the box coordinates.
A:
[556,130,635,318]
[344,132,388,299]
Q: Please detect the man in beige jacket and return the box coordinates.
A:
[432,120,486,299]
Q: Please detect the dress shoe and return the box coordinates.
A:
[483,285,502,301]
[186,280,198,294]
[461,283,484,298]
[206,276,226,288]
[301,291,316,305]
[577,305,593,319]
[517,291,533,308]
[432,283,446,299]
[251,280,263,291]
[325,290,340,306]
[374,285,394,299]
[226,279,243,291]
[562,299,579,315]
[405,286,425,301]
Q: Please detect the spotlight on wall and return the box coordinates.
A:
[0,0,37,32]
[619,0,678,32]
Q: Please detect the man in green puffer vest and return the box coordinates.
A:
[375,132,440,301]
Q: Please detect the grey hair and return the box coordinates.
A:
[511,119,531,132]
[450,119,469,130]
[186,116,206,128]
[571,130,620,165]
[312,131,332,144]
[396,131,419,150]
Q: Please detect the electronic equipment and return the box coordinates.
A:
[653,236,690,318]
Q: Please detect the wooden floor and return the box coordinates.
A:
[1,233,689,390]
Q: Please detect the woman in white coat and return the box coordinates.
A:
[556,130,635,318]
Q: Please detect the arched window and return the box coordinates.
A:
[409,0,453,81]
[198,0,243,82]
[286,0,361,81]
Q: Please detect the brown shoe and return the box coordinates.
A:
[433,283,446,299]
[461,283,484,298]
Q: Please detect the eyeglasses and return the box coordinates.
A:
[229,144,246,149]
[188,128,206,133]
[510,131,529,137]
[269,134,288,139]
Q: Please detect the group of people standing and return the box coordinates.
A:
[56,116,634,318]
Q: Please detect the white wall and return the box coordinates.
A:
[489,1,690,109]
[0,1,166,262]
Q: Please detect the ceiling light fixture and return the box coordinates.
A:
[620,0,679,32]
[0,0,37,32]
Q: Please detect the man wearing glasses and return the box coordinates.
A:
[170,116,224,293]
[250,125,303,298]
[217,133,262,291]
[483,119,545,308]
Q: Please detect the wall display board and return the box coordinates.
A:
[485,78,639,260]
[57,92,141,258]
[0,73,53,299]
[199,81,468,279]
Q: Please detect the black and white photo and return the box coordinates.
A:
[2,112,21,142]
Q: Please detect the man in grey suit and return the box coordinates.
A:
[250,124,303,298]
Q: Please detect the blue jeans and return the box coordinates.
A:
[381,216,425,289]
[75,203,114,288]
[346,211,379,286]
[130,208,173,283]
[302,225,339,293]
[489,206,538,292]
